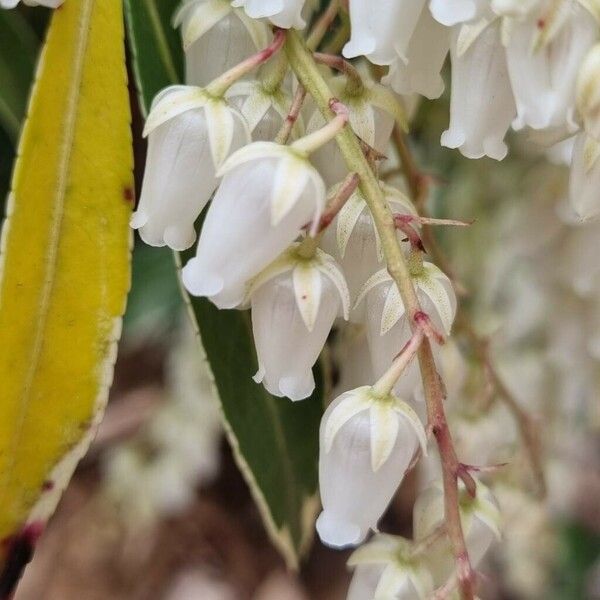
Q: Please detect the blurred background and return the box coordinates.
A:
[1,4,600,600]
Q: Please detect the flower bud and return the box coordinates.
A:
[131,87,250,250]
[343,0,427,65]
[383,8,449,100]
[232,0,307,29]
[442,18,516,160]
[569,132,600,221]
[248,246,350,400]
[414,479,501,585]
[182,142,325,308]
[320,182,416,315]
[356,263,456,399]
[316,386,427,548]
[347,535,434,600]
[577,43,600,140]
[506,1,598,133]
[175,0,269,87]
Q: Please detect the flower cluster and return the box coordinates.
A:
[18,0,599,596]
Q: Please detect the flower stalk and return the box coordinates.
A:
[285,29,477,599]
[206,28,287,97]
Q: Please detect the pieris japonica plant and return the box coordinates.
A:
[6,0,600,598]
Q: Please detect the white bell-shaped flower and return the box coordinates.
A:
[308,76,406,186]
[0,0,61,6]
[442,17,516,160]
[182,142,325,308]
[231,0,307,29]
[248,245,350,400]
[414,479,501,585]
[491,0,542,17]
[131,86,250,250]
[347,535,434,600]
[506,0,598,133]
[355,263,456,399]
[430,0,487,26]
[577,43,600,140]
[317,386,427,548]
[343,0,427,65]
[320,182,416,315]
[383,8,449,100]
[569,132,600,220]
[174,0,269,87]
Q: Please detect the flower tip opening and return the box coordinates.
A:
[316,511,366,549]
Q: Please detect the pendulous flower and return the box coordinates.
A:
[131,86,250,250]
[248,245,350,400]
[182,141,325,308]
[316,385,427,548]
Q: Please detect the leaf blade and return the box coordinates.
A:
[0,0,133,580]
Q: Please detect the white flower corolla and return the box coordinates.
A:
[308,76,406,185]
[506,0,598,133]
[131,86,250,251]
[355,264,456,399]
[316,386,427,548]
[569,132,600,220]
[413,479,501,585]
[577,43,600,140]
[320,182,416,314]
[430,0,487,26]
[174,0,269,87]
[248,245,350,400]
[231,0,307,29]
[343,0,427,65]
[347,535,434,600]
[226,77,303,142]
[442,18,517,160]
[383,8,450,100]
[182,142,325,309]
[491,0,542,17]
[0,0,61,7]
[331,324,375,395]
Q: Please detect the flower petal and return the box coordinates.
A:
[336,189,365,258]
[315,250,351,320]
[417,264,456,335]
[354,268,392,309]
[293,260,322,332]
[347,534,403,566]
[324,388,371,452]
[271,156,310,226]
[380,283,405,335]
[370,403,400,472]
[216,141,291,177]
[178,0,231,50]
[143,87,207,136]
[205,99,236,168]
[374,564,409,600]
[393,399,428,456]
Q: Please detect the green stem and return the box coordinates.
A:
[285,30,476,600]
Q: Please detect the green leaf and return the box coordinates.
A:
[124,3,324,566]
[0,9,38,141]
[124,0,183,116]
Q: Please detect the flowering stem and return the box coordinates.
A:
[285,31,476,599]
[372,329,424,397]
[274,85,307,144]
[290,100,349,155]
[313,52,364,96]
[206,28,287,97]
